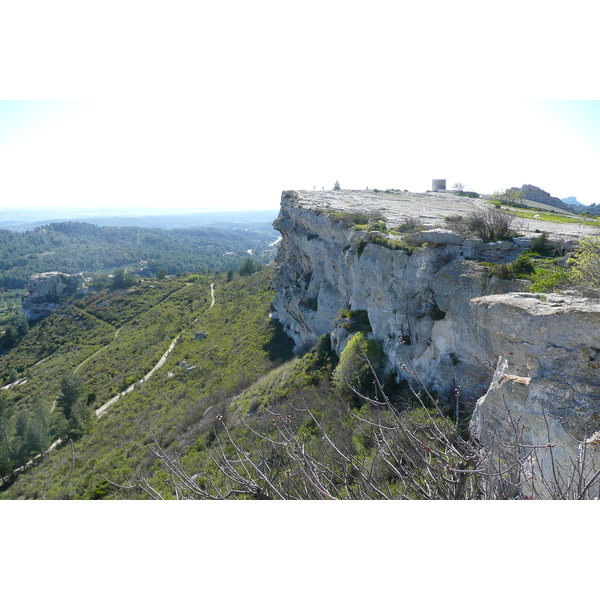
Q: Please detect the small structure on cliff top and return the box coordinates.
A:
[333,180,341,190]
[432,179,446,192]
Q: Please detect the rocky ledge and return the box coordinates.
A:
[271,189,600,490]
[469,293,600,488]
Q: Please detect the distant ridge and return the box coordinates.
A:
[0,209,279,232]
[562,196,584,206]
[508,184,574,213]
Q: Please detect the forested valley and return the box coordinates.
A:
[0,217,287,497]
[0,220,278,291]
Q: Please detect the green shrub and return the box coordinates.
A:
[310,334,338,371]
[328,211,385,229]
[112,269,137,289]
[530,231,554,256]
[238,257,262,276]
[368,221,388,233]
[393,216,422,234]
[122,376,137,390]
[370,234,409,252]
[338,309,372,333]
[333,332,384,405]
[568,236,600,296]
[446,208,516,242]
[508,255,535,277]
[486,263,509,279]
[528,269,570,293]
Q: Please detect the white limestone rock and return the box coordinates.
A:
[409,229,464,245]
[22,271,88,321]
[470,293,600,494]
[272,191,526,402]
[270,189,600,492]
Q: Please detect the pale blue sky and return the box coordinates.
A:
[1,3,599,214]
[1,99,599,213]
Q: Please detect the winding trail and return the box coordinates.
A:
[74,326,123,374]
[95,334,180,417]
[1,280,218,485]
[95,281,215,417]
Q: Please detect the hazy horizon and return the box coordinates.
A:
[0,206,280,218]
[2,99,599,215]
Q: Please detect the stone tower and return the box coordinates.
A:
[333,180,341,190]
[432,179,446,192]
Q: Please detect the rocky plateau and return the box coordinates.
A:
[271,188,600,490]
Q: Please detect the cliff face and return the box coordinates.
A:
[272,190,527,402]
[271,190,600,483]
[22,271,88,321]
[469,293,600,487]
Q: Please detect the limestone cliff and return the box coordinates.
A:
[272,190,528,402]
[469,293,600,488]
[271,189,600,485]
[22,271,88,321]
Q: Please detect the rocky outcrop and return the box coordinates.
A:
[271,189,600,492]
[469,293,600,494]
[272,191,528,403]
[22,271,88,321]
[509,184,574,213]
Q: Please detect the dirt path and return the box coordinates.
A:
[2,280,215,485]
[95,334,180,417]
[92,281,215,416]
[74,327,123,374]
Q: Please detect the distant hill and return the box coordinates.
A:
[508,184,575,213]
[0,210,280,232]
[0,221,279,291]
[562,196,583,206]
[571,203,600,215]
[559,196,600,215]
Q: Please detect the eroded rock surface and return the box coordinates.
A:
[22,271,88,321]
[271,189,600,491]
[469,293,600,490]
[272,190,528,402]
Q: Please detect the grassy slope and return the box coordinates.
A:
[0,268,293,499]
[1,266,465,501]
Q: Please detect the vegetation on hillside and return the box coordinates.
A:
[0,268,295,497]
[109,330,600,500]
[0,221,278,291]
[2,219,600,499]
